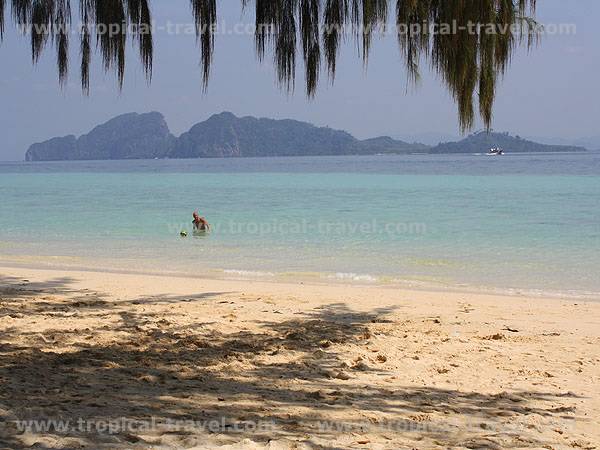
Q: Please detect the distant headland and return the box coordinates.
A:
[25,112,587,161]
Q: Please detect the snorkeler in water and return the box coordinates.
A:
[192,211,210,232]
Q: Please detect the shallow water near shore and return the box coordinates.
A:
[1,153,599,298]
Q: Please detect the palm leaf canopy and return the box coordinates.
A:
[0,0,538,131]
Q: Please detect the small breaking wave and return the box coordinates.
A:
[326,272,379,283]
[223,269,276,277]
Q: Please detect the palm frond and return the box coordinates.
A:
[396,0,538,130]
[55,0,70,85]
[359,0,387,63]
[274,0,297,91]
[11,0,32,26]
[1,0,539,131]
[322,0,345,79]
[190,0,216,89]
[80,17,90,93]
[30,0,53,64]
[126,0,153,81]
[0,0,6,38]
[300,0,320,95]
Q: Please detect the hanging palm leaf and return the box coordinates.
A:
[0,0,539,130]
[190,0,216,89]
[0,0,5,38]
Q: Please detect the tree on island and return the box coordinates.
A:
[0,0,538,131]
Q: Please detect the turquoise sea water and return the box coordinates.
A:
[1,153,599,298]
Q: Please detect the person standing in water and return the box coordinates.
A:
[192,211,210,232]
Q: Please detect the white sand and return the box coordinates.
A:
[1,265,599,449]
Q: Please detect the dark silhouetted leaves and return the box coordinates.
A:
[0,0,538,130]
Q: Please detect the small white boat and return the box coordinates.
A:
[486,147,504,156]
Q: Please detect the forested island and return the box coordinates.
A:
[25,112,586,161]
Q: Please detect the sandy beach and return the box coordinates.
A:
[0,265,599,449]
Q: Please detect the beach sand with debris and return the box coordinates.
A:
[1,266,599,449]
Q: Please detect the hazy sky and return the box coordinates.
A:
[0,0,598,160]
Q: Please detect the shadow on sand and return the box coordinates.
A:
[0,274,580,448]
